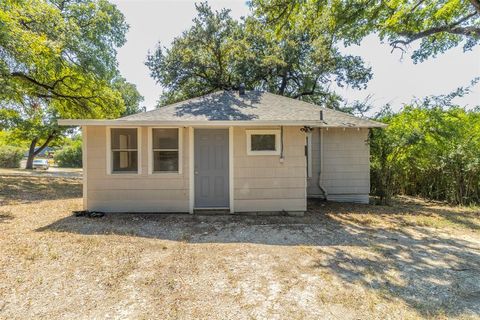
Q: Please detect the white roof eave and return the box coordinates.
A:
[58,119,386,128]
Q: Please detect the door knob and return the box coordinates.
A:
[194,171,199,175]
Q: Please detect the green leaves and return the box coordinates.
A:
[146,1,373,107]
[0,0,142,165]
[252,0,480,63]
[371,102,480,205]
[0,0,131,118]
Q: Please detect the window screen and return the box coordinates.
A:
[111,128,138,173]
[251,134,276,151]
[152,128,179,172]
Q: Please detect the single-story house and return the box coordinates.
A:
[59,90,385,214]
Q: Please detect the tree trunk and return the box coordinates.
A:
[25,138,38,169]
[25,132,56,169]
[278,70,288,96]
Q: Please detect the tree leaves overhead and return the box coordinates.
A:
[146,3,246,105]
[379,0,479,62]
[114,77,145,116]
[146,2,372,107]
[252,0,480,63]
[0,0,130,118]
[251,0,480,62]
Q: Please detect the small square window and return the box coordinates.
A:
[246,130,280,155]
[251,134,276,151]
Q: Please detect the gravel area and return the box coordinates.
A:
[0,175,479,319]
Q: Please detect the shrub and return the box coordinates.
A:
[0,146,23,168]
[54,141,82,168]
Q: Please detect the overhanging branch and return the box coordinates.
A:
[392,11,479,49]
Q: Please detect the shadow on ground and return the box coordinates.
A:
[0,175,82,205]
[37,199,480,317]
[0,211,14,223]
[37,208,358,246]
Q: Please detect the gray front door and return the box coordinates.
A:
[194,129,229,208]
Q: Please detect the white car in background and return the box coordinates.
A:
[32,159,50,170]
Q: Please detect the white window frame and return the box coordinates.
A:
[246,129,281,156]
[106,126,142,175]
[148,127,183,175]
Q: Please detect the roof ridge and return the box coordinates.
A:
[119,90,225,120]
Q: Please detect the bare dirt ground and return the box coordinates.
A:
[0,174,479,320]
[0,167,82,178]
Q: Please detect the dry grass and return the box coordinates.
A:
[0,174,479,319]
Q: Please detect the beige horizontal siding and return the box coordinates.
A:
[233,126,306,212]
[88,178,187,190]
[327,194,369,204]
[235,199,306,212]
[234,156,305,168]
[307,128,370,203]
[88,189,187,201]
[84,125,308,212]
[88,200,189,213]
[234,166,306,178]
[84,126,190,212]
[236,187,305,200]
[235,177,306,189]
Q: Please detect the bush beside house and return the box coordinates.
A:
[54,141,82,168]
[0,146,23,168]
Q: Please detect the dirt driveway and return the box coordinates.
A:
[0,175,479,319]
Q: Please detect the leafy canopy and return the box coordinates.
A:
[0,0,144,168]
[252,0,480,63]
[0,0,130,118]
[370,89,480,205]
[146,2,372,108]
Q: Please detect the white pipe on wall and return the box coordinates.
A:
[317,128,328,199]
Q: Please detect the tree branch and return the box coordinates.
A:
[392,11,479,48]
[33,131,57,157]
[470,0,480,14]
[292,75,320,99]
[11,72,100,101]
[410,0,426,13]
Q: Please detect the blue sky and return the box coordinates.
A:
[112,0,480,113]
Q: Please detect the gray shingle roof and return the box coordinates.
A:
[120,91,385,128]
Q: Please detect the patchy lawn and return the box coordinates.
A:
[0,174,479,319]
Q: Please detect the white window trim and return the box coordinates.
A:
[147,127,183,175]
[81,126,88,209]
[246,129,281,156]
[306,131,312,178]
[106,126,142,175]
[188,127,194,214]
[229,126,234,213]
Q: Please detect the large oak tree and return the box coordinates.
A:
[252,0,480,63]
[0,0,142,168]
[146,2,372,108]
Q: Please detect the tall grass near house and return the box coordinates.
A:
[370,105,480,206]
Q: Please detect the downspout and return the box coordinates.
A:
[318,125,328,200]
[280,126,284,163]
